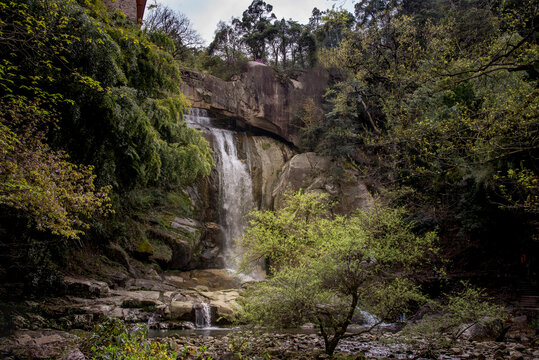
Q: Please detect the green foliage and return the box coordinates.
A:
[0,0,213,242]
[0,96,112,239]
[311,0,538,249]
[83,318,177,360]
[239,191,438,355]
[0,0,213,192]
[225,331,272,360]
[403,281,506,348]
[179,344,214,360]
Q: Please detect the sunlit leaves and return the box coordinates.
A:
[0,97,112,239]
[239,191,438,354]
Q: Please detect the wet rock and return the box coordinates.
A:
[171,218,200,233]
[168,300,195,321]
[63,277,109,298]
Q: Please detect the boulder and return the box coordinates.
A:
[63,277,109,298]
[168,301,195,321]
[248,136,295,210]
[197,289,240,323]
[1,330,78,360]
[169,238,196,270]
[187,269,241,290]
[460,318,504,341]
[272,153,373,213]
[59,349,86,360]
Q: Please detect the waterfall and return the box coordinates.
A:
[195,303,212,328]
[185,109,260,278]
[213,130,255,266]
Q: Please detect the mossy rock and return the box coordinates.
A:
[134,238,153,259]
[149,239,173,267]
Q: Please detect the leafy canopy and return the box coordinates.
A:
[0,0,214,239]
[238,191,438,355]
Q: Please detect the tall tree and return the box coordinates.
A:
[144,4,203,60]
[236,0,277,60]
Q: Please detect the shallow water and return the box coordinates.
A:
[149,326,323,338]
[148,324,393,338]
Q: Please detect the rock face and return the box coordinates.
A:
[272,153,373,213]
[181,62,328,146]
[247,136,295,209]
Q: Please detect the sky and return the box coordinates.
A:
[150,0,354,45]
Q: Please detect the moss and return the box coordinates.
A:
[148,239,173,264]
[164,191,192,217]
[136,238,153,256]
[262,143,271,150]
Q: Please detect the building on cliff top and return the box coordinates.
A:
[104,0,147,23]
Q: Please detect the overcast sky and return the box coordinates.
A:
[149,0,354,45]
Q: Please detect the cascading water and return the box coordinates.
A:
[185,109,261,279]
[195,303,212,328]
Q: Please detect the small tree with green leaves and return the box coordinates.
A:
[403,281,506,353]
[238,191,438,355]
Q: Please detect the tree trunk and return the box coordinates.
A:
[322,292,359,356]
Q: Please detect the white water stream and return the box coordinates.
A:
[185,109,261,279]
[195,302,212,328]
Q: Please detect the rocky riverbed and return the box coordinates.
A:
[1,268,538,359]
[160,327,539,360]
[2,324,538,360]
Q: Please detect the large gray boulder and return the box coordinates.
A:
[272,153,373,213]
[247,136,295,210]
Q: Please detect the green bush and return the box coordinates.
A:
[403,281,506,350]
[84,319,177,360]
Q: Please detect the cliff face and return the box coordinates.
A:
[180,62,329,146]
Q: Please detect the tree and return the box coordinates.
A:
[238,191,438,355]
[0,0,114,240]
[0,96,112,240]
[143,4,203,60]
[317,0,538,230]
[403,282,506,353]
[235,0,277,60]
[0,0,214,239]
